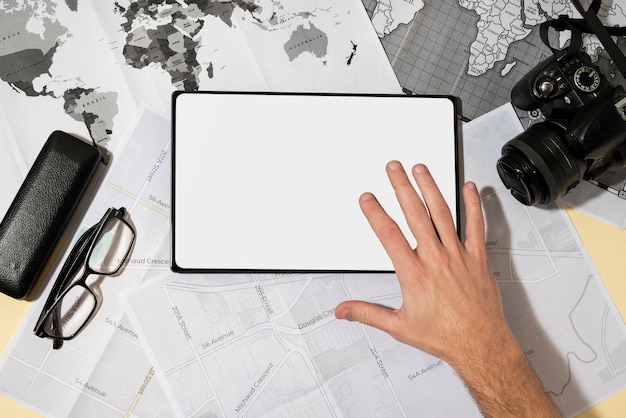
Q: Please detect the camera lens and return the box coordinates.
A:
[496,122,586,205]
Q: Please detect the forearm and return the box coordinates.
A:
[449,334,560,417]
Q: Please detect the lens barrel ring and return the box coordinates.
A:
[505,137,562,204]
[498,121,587,206]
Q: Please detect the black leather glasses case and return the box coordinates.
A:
[0,131,102,299]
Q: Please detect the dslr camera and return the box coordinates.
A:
[497,49,626,206]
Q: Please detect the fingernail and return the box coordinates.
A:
[413,164,427,174]
[466,181,476,191]
[388,160,402,171]
[360,192,375,201]
[336,307,351,320]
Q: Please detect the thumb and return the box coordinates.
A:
[335,300,398,334]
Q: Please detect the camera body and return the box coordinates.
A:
[511,51,609,116]
[497,50,626,206]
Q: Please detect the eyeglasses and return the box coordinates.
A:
[34,207,135,349]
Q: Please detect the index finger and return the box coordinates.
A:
[359,192,419,277]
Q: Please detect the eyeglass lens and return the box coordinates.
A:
[43,284,97,339]
[42,214,135,339]
[89,216,134,274]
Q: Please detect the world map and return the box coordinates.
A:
[367,0,626,118]
[116,1,331,91]
[0,1,119,143]
[4,0,625,147]
[0,0,387,147]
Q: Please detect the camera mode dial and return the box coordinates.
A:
[573,66,601,93]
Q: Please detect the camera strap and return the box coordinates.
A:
[539,17,582,58]
[541,0,626,79]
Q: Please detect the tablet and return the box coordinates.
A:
[172,92,459,272]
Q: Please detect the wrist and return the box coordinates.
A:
[447,331,560,417]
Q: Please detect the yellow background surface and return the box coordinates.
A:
[0,207,625,417]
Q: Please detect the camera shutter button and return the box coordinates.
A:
[537,80,555,97]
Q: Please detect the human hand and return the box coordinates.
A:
[334,161,514,367]
[335,161,560,416]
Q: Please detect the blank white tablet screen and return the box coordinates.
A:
[173,92,458,272]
